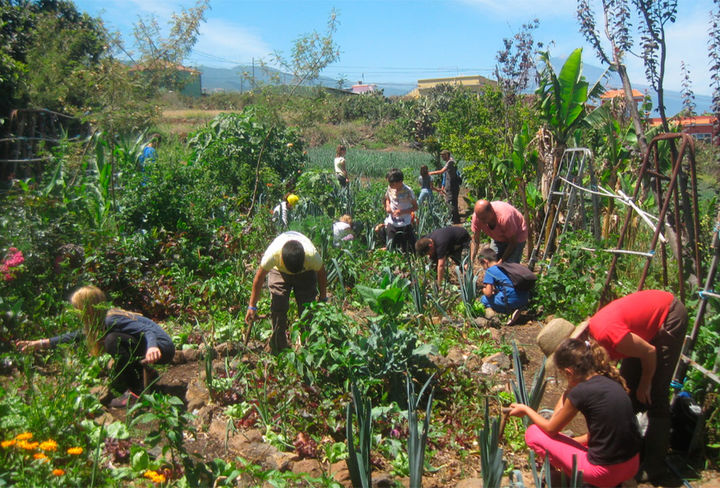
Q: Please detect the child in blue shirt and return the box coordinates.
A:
[478,247,529,319]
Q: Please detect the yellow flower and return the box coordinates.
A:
[143,470,158,479]
[1,440,16,448]
[40,440,58,452]
[52,468,65,476]
[153,473,167,483]
[33,452,47,460]
[15,432,33,441]
[66,447,83,455]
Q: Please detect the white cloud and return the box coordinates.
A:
[190,19,274,66]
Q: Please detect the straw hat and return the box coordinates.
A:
[537,318,590,366]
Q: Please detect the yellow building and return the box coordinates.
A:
[407,75,497,97]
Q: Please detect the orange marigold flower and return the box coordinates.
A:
[66,447,83,455]
[19,441,39,450]
[153,473,167,483]
[1,440,16,448]
[33,452,47,460]
[15,432,32,441]
[40,440,58,451]
[52,468,65,476]
[144,470,158,479]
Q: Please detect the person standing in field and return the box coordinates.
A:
[417,165,439,206]
[334,144,349,187]
[384,168,418,253]
[245,231,327,353]
[429,150,461,224]
[470,199,527,264]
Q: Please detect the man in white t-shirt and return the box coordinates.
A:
[246,231,327,353]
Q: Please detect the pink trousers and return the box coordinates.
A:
[525,424,639,487]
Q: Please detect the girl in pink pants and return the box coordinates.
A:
[510,338,641,487]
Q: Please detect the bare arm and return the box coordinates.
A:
[317,265,327,301]
[482,282,494,297]
[16,339,51,352]
[470,232,482,261]
[499,235,518,263]
[436,257,447,288]
[509,393,578,436]
[614,332,657,405]
[245,267,269,324]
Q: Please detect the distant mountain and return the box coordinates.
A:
[196,62,711,114]
[197,64,415,97]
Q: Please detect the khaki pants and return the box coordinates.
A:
[267,269,318,353]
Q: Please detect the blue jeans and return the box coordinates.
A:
[417,188,433,205]
[492,240,525,263]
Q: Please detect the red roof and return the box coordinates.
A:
[601,88,644,100]
[649,116,716,127]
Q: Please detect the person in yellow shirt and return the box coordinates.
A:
[245,231,327,353]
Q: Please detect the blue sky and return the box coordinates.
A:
[75,0,714,95]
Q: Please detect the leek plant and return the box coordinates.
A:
[456,255,481,318]
[406,373,435,488]
[510,340,547,425]
[479,398,505,488]
[346,382,372,488]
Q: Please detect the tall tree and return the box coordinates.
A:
[577,0,649,155]
[495,19,543,148]
[680,61,696,116]
[709,0,720,149]
[633,0,678,127]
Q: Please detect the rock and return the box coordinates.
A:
[372,472,394,487]
[445,347,466,367]
[456,477,484,488]
[186,378,210,412]
[482,351,511,370]
[465,353,483,371]
[270,451,297,471]
[488,327,502,342]
[171,349,187,364]
[215,342,238,357]
[484,308,497,319]
[329,461,352,485]
[472,317,490,328]
[193,405,215,429]
[182,348,200,362]
[93,412,115,426]
[480,362,500,375]
[291,458,323,478]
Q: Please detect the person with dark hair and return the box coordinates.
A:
[429,150,461,224]
[537,289,688,484]
[477,247,529,324]
[417,165,438,205]
[470,199,527,264]
[415,225,470,288]
[334,145,349,187]
[246,231,327,353]
[384,168,418,253]
[509,337,641,487]
[16,286,174,408]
